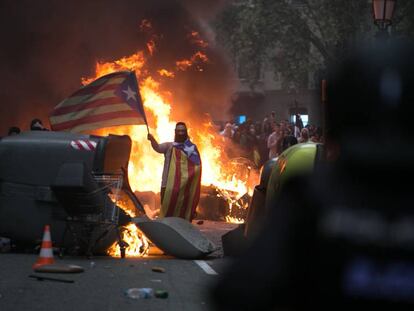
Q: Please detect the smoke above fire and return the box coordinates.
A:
[0,0,235,135]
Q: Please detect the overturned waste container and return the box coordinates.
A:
[0,131,144,255]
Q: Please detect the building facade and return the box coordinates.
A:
[230,60,322,127]
[228,0,323,127]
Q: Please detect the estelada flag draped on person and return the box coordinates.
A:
[161,140,202,222]
[49,71,147,133]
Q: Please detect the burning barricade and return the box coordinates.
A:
[0,20,260,259]
[74,23,260,257]
[0,131,145,256]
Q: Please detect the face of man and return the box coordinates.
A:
[174,124,188,143]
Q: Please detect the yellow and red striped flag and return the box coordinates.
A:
[49,71,147,133]
[160,141,202,222]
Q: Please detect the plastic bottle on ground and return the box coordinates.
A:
[125,288,154,299]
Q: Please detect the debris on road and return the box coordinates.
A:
[196,220,204,225]
[154,289,168,299]
[125,288,154,299]
[132,217,217,259]
[151,266,165,273]
[29,274,74,283]
[34,264,84,273]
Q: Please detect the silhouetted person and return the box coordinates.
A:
[7,126,20,135]
[30,118,48,131]
[294,113,304,138]
[211,40,414,310]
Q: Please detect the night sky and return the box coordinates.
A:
[0,0,233,135]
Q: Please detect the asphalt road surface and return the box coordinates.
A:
[0,221,237,311]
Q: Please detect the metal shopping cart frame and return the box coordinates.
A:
[59,172,126,258]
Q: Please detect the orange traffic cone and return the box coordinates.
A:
[32,225,55,270]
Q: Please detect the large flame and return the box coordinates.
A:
[106,198,150,257]
[107,223,150,258]
[85,25,259,257]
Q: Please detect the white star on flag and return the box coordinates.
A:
[122,86,137,101]
[183,145,197,157]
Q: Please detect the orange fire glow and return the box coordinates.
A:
[176,51,209,71]
[225,216,245,224]
[158,69,175,78]
[107,223,150,257]
[189,31,209,48]
[106,198,150,257]
[83,26,258,256]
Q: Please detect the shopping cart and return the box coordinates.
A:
[92,172,123,223]
[58,172,125,257]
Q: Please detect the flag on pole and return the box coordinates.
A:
[160,140,202,222]
[49,71,147,133]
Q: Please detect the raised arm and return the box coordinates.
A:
[148,133,171,154]
[147,133,162,153]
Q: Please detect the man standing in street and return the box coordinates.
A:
[147,122,202,222]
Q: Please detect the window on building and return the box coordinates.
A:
[236,115,247,125]
[289,107,308,125]
[290,113,308,127]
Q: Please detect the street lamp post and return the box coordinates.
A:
[372,0,396,37]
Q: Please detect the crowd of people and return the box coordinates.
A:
[6,118,49,136]
[5,113,324,170]
[218,111,323,168]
